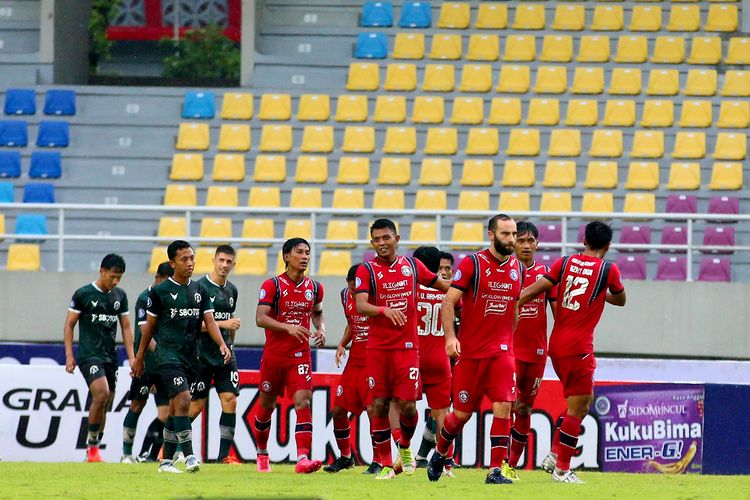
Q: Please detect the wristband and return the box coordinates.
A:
[377,306,386,316]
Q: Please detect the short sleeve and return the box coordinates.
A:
[258,279,276,307]
[199,283,214,315]
[315,281,325,304]
[230,287,238,314]
[69,288,85,313]
[451,256,476,292]
[544,265,559,302]
[146,288,162,317]
[545,257,565,285]
[414,258,438,288]
[136,299,148,325]
[119,292,129,316]
[608,263,625,294]
[355,264,372,295]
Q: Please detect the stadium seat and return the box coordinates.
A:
[577,35,611,63]
[584,161,618,189]
[346,63,380,91]
[513,3,545,30]
[475,3,507,29]
[489,97,521,125]
[498,191,530,212]
[43,90,76,116]
[258,93,292,120]
[725,38,750,65]
[372,188,405,210]
[199,218,232,244]
[655,256,687,281]
[253,155,286,182]
[337,156,371,183]
[502,35,536,62]
[665,194,697,214]
[533,66,567,94]
[217,124,251,151]
[458,190,490,212]
[176,122,209,150]
[713,133,746,160]
[501,159,535,187]
[629,5,662,31]
[697,257,731,282]
[274,253,287,275]
[248,186,280,208]
[705,4,738,32]
[35,120,69,147]
[702,226,735,255]
[602,99,636,126]
[6,243,40,271]
[613,36,648,63]
[164,184,197,206]
[650,36,685,64]
[414,190,447,211]
[507,128,540,156]
[564,99,598,126]
[354,33,388,59]
[418,158,452,185]
[429,34,462,60]
[548,130,581,157]
[623,192,655,215]
[15,214,47,241]
[720,71,750,97]
[382,127,417,154]
[537,224,562,246]
[640,100,674,127]
[409,220,438,244]
[361,1,393,27]
[589,130,623,157]
[608,68,642,95]
[581,192,614,214]
[335,95,368,122]
[540,192,572,214]
[460,159,493,186]
[0,120,28,146]
[571,68,605,95]
[284,219,311,241]
[660,225,688,254]
[496,65,530,93]
[22,183,54,203]
[212,154,245,182]
[4,89,35,115]
[709,162,742,190]
[666,162,700,190]
[234,249,268,276]
[708,195,739,218]
[465,128,499,156]
[241,219,274,247]
[687,37,722,65]
[393,33,425,60]
[157,217,187,242]
[377,157,411,184]
[0,151,20,178]
[289,187,322,209]
[318,251,352,277]
[646,69,679,96]
[667,4,700,31]
[399,1,431,28]
[616,255,647,280]
[672,131,706,159]
[206,186,239,207]
[467,34,499,61]
[29,151,62,179]
[451,96,484,124]
[300,125,334,153]
[630,130,664,159]
[424,127,457,155]
[552,4,585,31]
[542,160,576,188]
[422,64,455,92]
[297,94,331,121]
[325,220,358,248]
[591,5,624,31]
[717,101,750,128]
[451,221,484,249]
[182,91,215,119]
[412,96,444,124]
[295,156,328,184]
[332,188,365,209]
[684,69,717,96]
[259,124,293,152]
[539,35,573,63]
[678,100,712,127]
[384,63,417,91]
[220,92,253,120]
[458,64,493,93]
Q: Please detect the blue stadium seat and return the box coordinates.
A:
[354,33,388,59]
[36,121,69,147]
[15,213,47,238]
[23,183,55,203]
[399,1,432,28]
[43,90,76,116]
[0,120,28,147]
[361,1,393,27]
[0,151,21,178]
[182,91,215,119]
[4,89,36,115]
[0,181,13,202]
[29,151,62,179]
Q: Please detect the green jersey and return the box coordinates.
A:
[197,275,238,367]
[69,282,129,365]
[134,287,158,374]
[147,277,213,368]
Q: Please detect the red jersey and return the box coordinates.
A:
[514,262,557,363]
[416,283,446,362]
[341,287,369,367]
[355,255,438,350]
[451,249,525,359]
[258,273,324,359]
[545,254,624,358]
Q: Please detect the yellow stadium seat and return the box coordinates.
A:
[157,216,187,242]
[539,35,573,63]
[297,94,330,121]
[148,247,167,273]
[258,93,291,120]
[206,186,239,207]
[613,36,648,63]
[465,128,499,156]
[672,132,706,159]
[501,159,535,187]
[527,98,560,126]
[706,4,739,32]
[199,218,232,244]
[678,100,713,128]
[374,95,407,123]
[0,214,4,241]
[253,155,286,182]
[383,127,417,154]
[542,160,576,188]
[507,129,540,156]
[422,64,456,92]
[725,38,750,64]
[335,95,368,123]
[451,97,484,125]
[548,129,581,157]
[650,36,685,64]
[502,35,536,62]
[713,132,747,160]
[424,127,458,155]
[625,162,659,190]
[176,123,209,150]
[589,130,623,157]
[212,154,245,182]
[317,251,352,277]
[438,2,470,29]
[234,248,268,276]
[460,159,494,186]
[721,71,750,97]
[259,124,292,152]
[7,243,40,271]
[164,184,197,206]
[372,189,405,210]
[666,162,700,190]
[458,64,493,92]
[414,190,447,211]
[640,100,674,127]
[577,35,611,63]
[667,5,700,31]
[451,221,485,249]
[295,156,328,183]
[274,253,286,275]
[169,153,203,181]
[646,69,679,96]
[540,192,572,213]
[289,187,322,209]
[684,69,717,96]
[429,34,462,60]
[458,190,490,211]
[717,101,750,128]
[332,188,365,209]
[608,68,641,96]
[241,218,274,247]
[584,161,618,189]
[300,125,334,153]
[325,220,358,249]
[498,191,531,212]
[384,63,417,91]
[631,130,664,159]
[217,124,250,152]
[466,34,499,61]
[496,65,530,93]
[623,193,655,215]
[489,97,522,125]
[419,158,452,186]
[476,3,507,29]
[591,5,624,31]
[571,68,605,94]
[346,63,379,91]
[342,126,375,153]
[193,249,213,274]
[412,96,445,124]
[581,192,614,214]
[552,4,585,31]
[513,3,545,30]
[709,162,743,190]
[220,92,253,120]
[248,186,280,208]
[629,5,662,31]
[687,37,722,65]
[565,99,599,126]
[533,66,567,94]
[336,157,370,184]
[393,33,425,60]
[377,157,411,185]
[409,220,438,245]
[284,219,312,241]
[602,99,635,126]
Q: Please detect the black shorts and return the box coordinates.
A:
[191,359,239,400]
[79,361,118,392]
[129,371,169,406]
[158,364,196,399]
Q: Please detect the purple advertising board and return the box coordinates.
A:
[593,384,704,474]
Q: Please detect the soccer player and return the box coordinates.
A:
[121,262,173,463]
[427,214,524,485]
[254,237,326,474]
[507,221,557,478]
[518,221,626,483]
[189,244,241,464]
[132,240,231,474]
[64,253,134,463]
[355,219,449,480]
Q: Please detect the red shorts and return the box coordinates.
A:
[515,359,546,406]
[334,362,371,414]
[452,355,515,413]
[420,352,451,410]
[368,349,420,402]
[259,353,312,398]
[551,353,596,398]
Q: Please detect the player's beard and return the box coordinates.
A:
[493,239,514,256]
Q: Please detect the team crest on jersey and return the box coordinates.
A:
[401,265,412,277]
[337,385,343,397]
[259,289,266,300]
[139,386,149,396]
[89,365,99,375]
[196,381,206,393]
[229,297,234,308]
[453,270,462,281]
[458,390,469,403]
[305,290,314,301]
[368,377,375,389]
[194,293,202,303]
[113,301,120,311]
[510,269,519,281]
[261,381,272,393]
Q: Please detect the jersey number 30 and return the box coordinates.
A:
[561,276,589,311]
[417,302,444,337]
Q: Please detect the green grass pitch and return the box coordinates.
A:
[2,463,748,499]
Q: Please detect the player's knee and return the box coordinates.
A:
[130,399,145,413]
[400,401,417,418]
[514,402,532,416]
[373,398,389,416]
[332,406,347,419]
[221,394,238,412]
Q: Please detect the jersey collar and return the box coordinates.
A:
[205,275,226,288]
[168,277,191,286]
[91,281,111,294]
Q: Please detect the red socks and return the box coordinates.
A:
[295,407,313,460]
[489,417,511,468]
[436,412,464,456]
[333,416,351,458]
[556,414,583,472]
[253,406,273,452]
[509,412,531,467]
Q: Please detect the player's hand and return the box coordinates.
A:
[383,308,407,327]
[445,338,461,358]
[131,355,144,378]
[220,344,231,364]
[286,324,311,342]
[335,345,347,368]
[65,355,76,374]
[311,330,326,348]
[226,318,241,331]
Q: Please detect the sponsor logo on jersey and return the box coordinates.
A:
[453,270,462,281]
[488,281,513,292]
[173,377,184,387]
[194,293,202,303]
[210,296,216,303]
[377,272,383,280]
[139,386,148,396]
[196,381,206,393]
[401,265,412,277]
[458,390,469,403]
[91,301,98,308]
[382,279,408,290]
[261,381,272,393]
[485,300,508,316]
[259,288,266,300]
[169,292,178,301]
[113,301,120,311]
[305,290,313,301]
[386,298,408,311]
[337,385,343,397]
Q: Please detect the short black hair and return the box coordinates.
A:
[413,246,441,274]
[584,221,614,250]
[516,221,539,239]
[167,240,192,261]
[439,251,454,265]
[488,213,513,232]
[156,262,174,279]
[215,244,236,257]
[100,253,126,273]
[370,218,398,236]
[282,237,310,256]
[346,264,359,282]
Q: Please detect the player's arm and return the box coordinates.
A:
[204,311,231,363]
[441,287,463,358]
[606,288,627,306]
[518,277,554,307]
[335,324,353,368]
[63,311,80,374]
[132,315,156,377]
[354,291,406,326]
[311,302,326,348]
[119,314,136,365]
[432,275,450,292]
[256,303,311,341]
[548,298,558,319]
